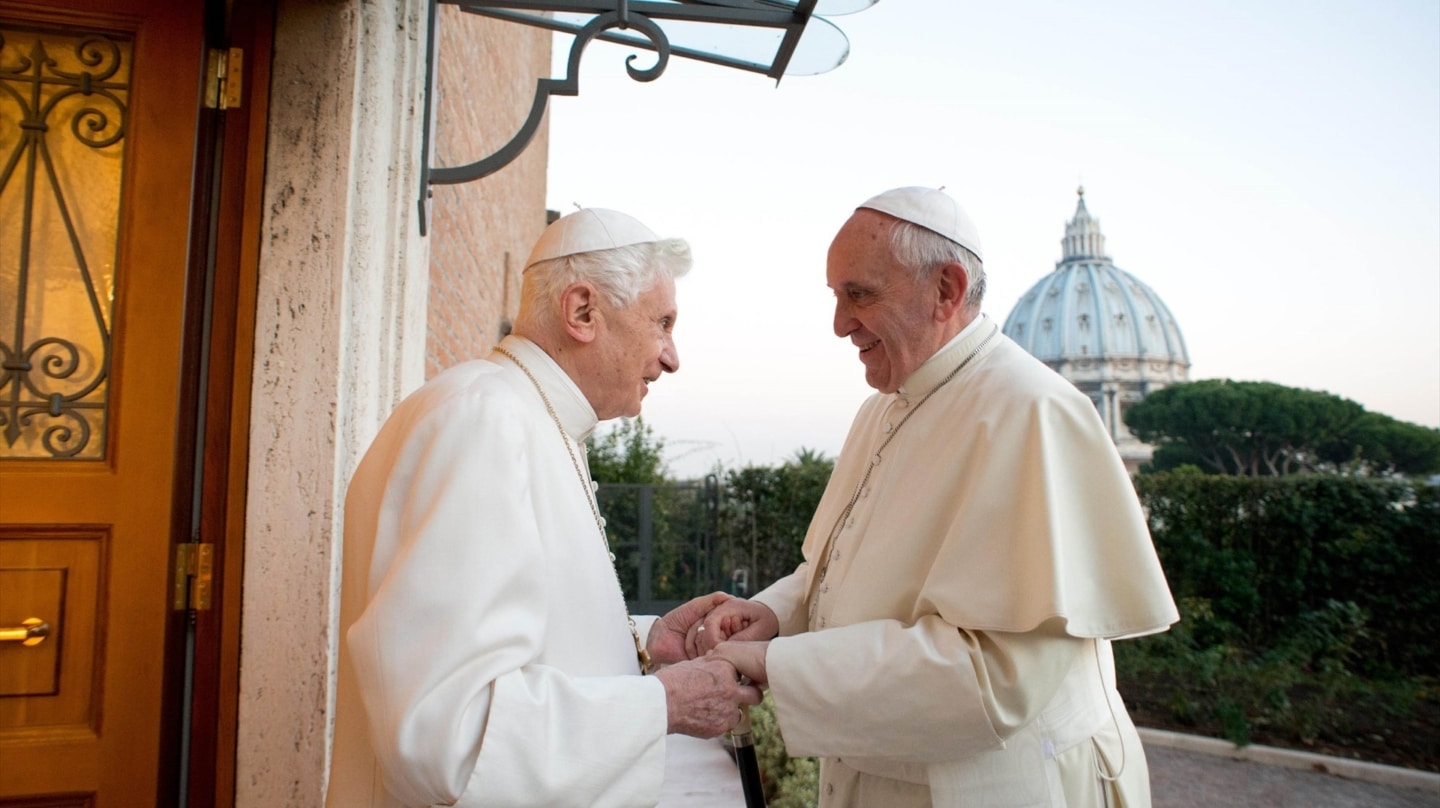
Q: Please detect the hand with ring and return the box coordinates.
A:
[685,613,717,659]
[648,592,734,666]
[693,598,780,656]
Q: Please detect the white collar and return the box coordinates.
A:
[897,314,992,398]
[492,335,600,442]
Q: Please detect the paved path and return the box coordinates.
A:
[1146,733,1440,808]
[662,730,1440,807]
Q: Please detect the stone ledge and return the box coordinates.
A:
[661,735,745,807]
[1139,727,1440,795]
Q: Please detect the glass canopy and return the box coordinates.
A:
[461,0,877,78]
[420,0,878,232]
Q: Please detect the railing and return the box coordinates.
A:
[598,475,720,615]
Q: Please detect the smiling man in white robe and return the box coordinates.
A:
[325,208,763,808]
[695,187,1180,807]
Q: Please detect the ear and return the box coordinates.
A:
[560,282,601,344]
[934,261,970,322]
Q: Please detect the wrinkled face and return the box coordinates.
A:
[828,211,945,394]
[590,276,680,419]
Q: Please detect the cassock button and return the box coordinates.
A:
[591,480,599,492]
[609,552,617,562]
[873,453,882,465]
[884,422,894,434]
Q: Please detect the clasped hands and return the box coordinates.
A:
[645,592,779,739]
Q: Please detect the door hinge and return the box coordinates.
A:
[205,47,244,110]
[173,543,215,611]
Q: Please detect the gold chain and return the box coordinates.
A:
[806,325,1000,625]
[494,347,653,674]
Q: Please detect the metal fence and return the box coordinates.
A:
[597,476,721,616]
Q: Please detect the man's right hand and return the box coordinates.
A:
[650,591,733,666]
[654,657,763,738]
[691,598,780,656]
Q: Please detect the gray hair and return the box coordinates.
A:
[519,238,692,328]
[888,219,986,310]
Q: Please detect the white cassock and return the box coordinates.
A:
[752,315,1180,808]
[326,335,671,808]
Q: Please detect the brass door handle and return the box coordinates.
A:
[0,618,49,647]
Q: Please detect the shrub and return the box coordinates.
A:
[1135,472,1439,676]
[748,692,819,807]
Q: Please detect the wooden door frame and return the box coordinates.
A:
[1,1,211,803]
[0,2,269,803]
[156,2,275,806]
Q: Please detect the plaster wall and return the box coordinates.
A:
[237,0,430,804]
[236,1,552,803]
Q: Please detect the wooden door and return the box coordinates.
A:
[0,0,208,804]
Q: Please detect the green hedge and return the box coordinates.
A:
[1134,469,1439,677]
[726,466,1438,772]
[718,459,834,596]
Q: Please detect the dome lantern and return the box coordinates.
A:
[1002,190,1191,473]
[1061,186,1108,262]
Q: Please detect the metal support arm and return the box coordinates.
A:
[418,0,824,234]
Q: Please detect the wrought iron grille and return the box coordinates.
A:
[0,26,130,459]
[599,476,720,616]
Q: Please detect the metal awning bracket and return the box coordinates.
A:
[418,0,860,234]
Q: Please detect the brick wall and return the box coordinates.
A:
[426,9,551,378]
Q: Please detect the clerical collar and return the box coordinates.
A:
[897,314,993,398]
[492,335,599,441]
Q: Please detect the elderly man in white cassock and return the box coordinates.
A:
[325,208,763,808]
[693,187,1180,807]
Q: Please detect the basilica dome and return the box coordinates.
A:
[1001,188,1190,471]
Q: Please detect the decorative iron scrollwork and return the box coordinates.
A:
[431,9,670,189]
[0,28,129,459]
[417,0,863,234]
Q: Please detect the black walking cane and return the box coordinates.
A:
[729,696,767,807]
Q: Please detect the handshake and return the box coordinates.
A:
[645,592,781,739]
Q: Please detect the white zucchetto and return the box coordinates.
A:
[525,208,663,269]
[858,186,984,260]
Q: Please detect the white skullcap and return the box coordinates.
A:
[857,186,984,260]
[524,208,661,269]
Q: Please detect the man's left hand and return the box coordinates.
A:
[710,640,771,687]
[648,591,733,666]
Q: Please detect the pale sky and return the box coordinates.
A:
[539,0,1440,479]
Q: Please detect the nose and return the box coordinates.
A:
[833,300,856,338]
[660,334,679,374]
